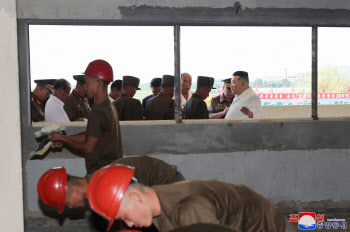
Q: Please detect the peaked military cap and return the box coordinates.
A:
[197,76,216,89]
[221,78,232,88]
[161,75,174,87]
[150,77,162,87]
[34,79,56,93]
[73,75,85,84]
[123,75,141,90]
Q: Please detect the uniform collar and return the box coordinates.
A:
[159,92,171,98]
[72,89,83,99]
[31,92,43,104]
[220,93,234,103]
[121,93,131,99]
[192,93,202,100]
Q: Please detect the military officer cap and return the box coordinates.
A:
[150,77,162,87]
[123,75,141,90]
[73,75,86,86]
[34,79,56,93]
[222,78,232,88]
[197,76,216,89]
[161,75,174,87]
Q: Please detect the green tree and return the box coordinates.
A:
[318,65,350,93]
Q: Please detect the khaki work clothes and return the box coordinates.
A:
[145,92,174,120]
[152,180,285,232]
[86,156,180,186]
[208,94,233,118]
[31,92,45,122]
[183,94,209,119]
[64,90,91,121]
[113,93,143,121]
[85,100,123,174]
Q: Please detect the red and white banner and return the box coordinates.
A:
[257,93,350,99]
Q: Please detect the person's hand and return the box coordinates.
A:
[223,107,230,115]
[75,118,85,122]
[240,106,253,118]
[49,132,64,142]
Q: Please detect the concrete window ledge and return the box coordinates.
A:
[31,116,350,128]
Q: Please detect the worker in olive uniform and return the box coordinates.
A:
[208,78,235,119]
[88,165,294,232]
[49,60,123,174]
[37,156,185,212]
[113,75,143,121]
[63,75,91,121]
[31,79,56,122]
[183,76,215,119]
[142,77,162,117]
[109,79,123,102]
[169,223,240,232]
[145,75,175,120]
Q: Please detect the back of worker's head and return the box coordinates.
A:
[161,75,175,98]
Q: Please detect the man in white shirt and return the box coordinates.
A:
[174,73,193,108]
[45,79,71,122]
[224,71,262,119]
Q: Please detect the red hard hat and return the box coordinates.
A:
[37,167,67,214]
[88,165,135,231]
[84,59,114,82]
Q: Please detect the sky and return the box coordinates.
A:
[29,25,350,89]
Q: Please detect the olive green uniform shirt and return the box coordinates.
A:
[145,92,174,120]
[113,93,143,121]
[85,156,178,186]
[152,180,285,232]
[111,156,178,186]
[85,100,123,174]
[183,94,209,119]
[31,92,45,122]
[64,90,91,121]
[208,94,234,118]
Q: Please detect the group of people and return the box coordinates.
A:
[31,68,262,123]
[36,59,293,232]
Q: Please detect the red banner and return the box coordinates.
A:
[257,93,350,99]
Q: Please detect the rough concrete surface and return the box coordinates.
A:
[0,0,24,231]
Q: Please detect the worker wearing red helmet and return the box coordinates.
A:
[37,156,185,213]
[49,59,123,174]
[88,165,295,232]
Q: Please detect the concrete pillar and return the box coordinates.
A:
[0,0,24,231]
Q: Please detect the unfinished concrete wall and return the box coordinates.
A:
[0,0,24,231]
[16,0,350,26]
[24,119,350,221]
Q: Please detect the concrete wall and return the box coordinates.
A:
[262,104,350,119]
[24,119,350,222]
[16,0,350,26]
[26,148,350,214]
[0,0,24,231]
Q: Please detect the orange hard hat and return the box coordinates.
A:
[84,59,114,83]
[88,164,135,231]
[37,167,67,214]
